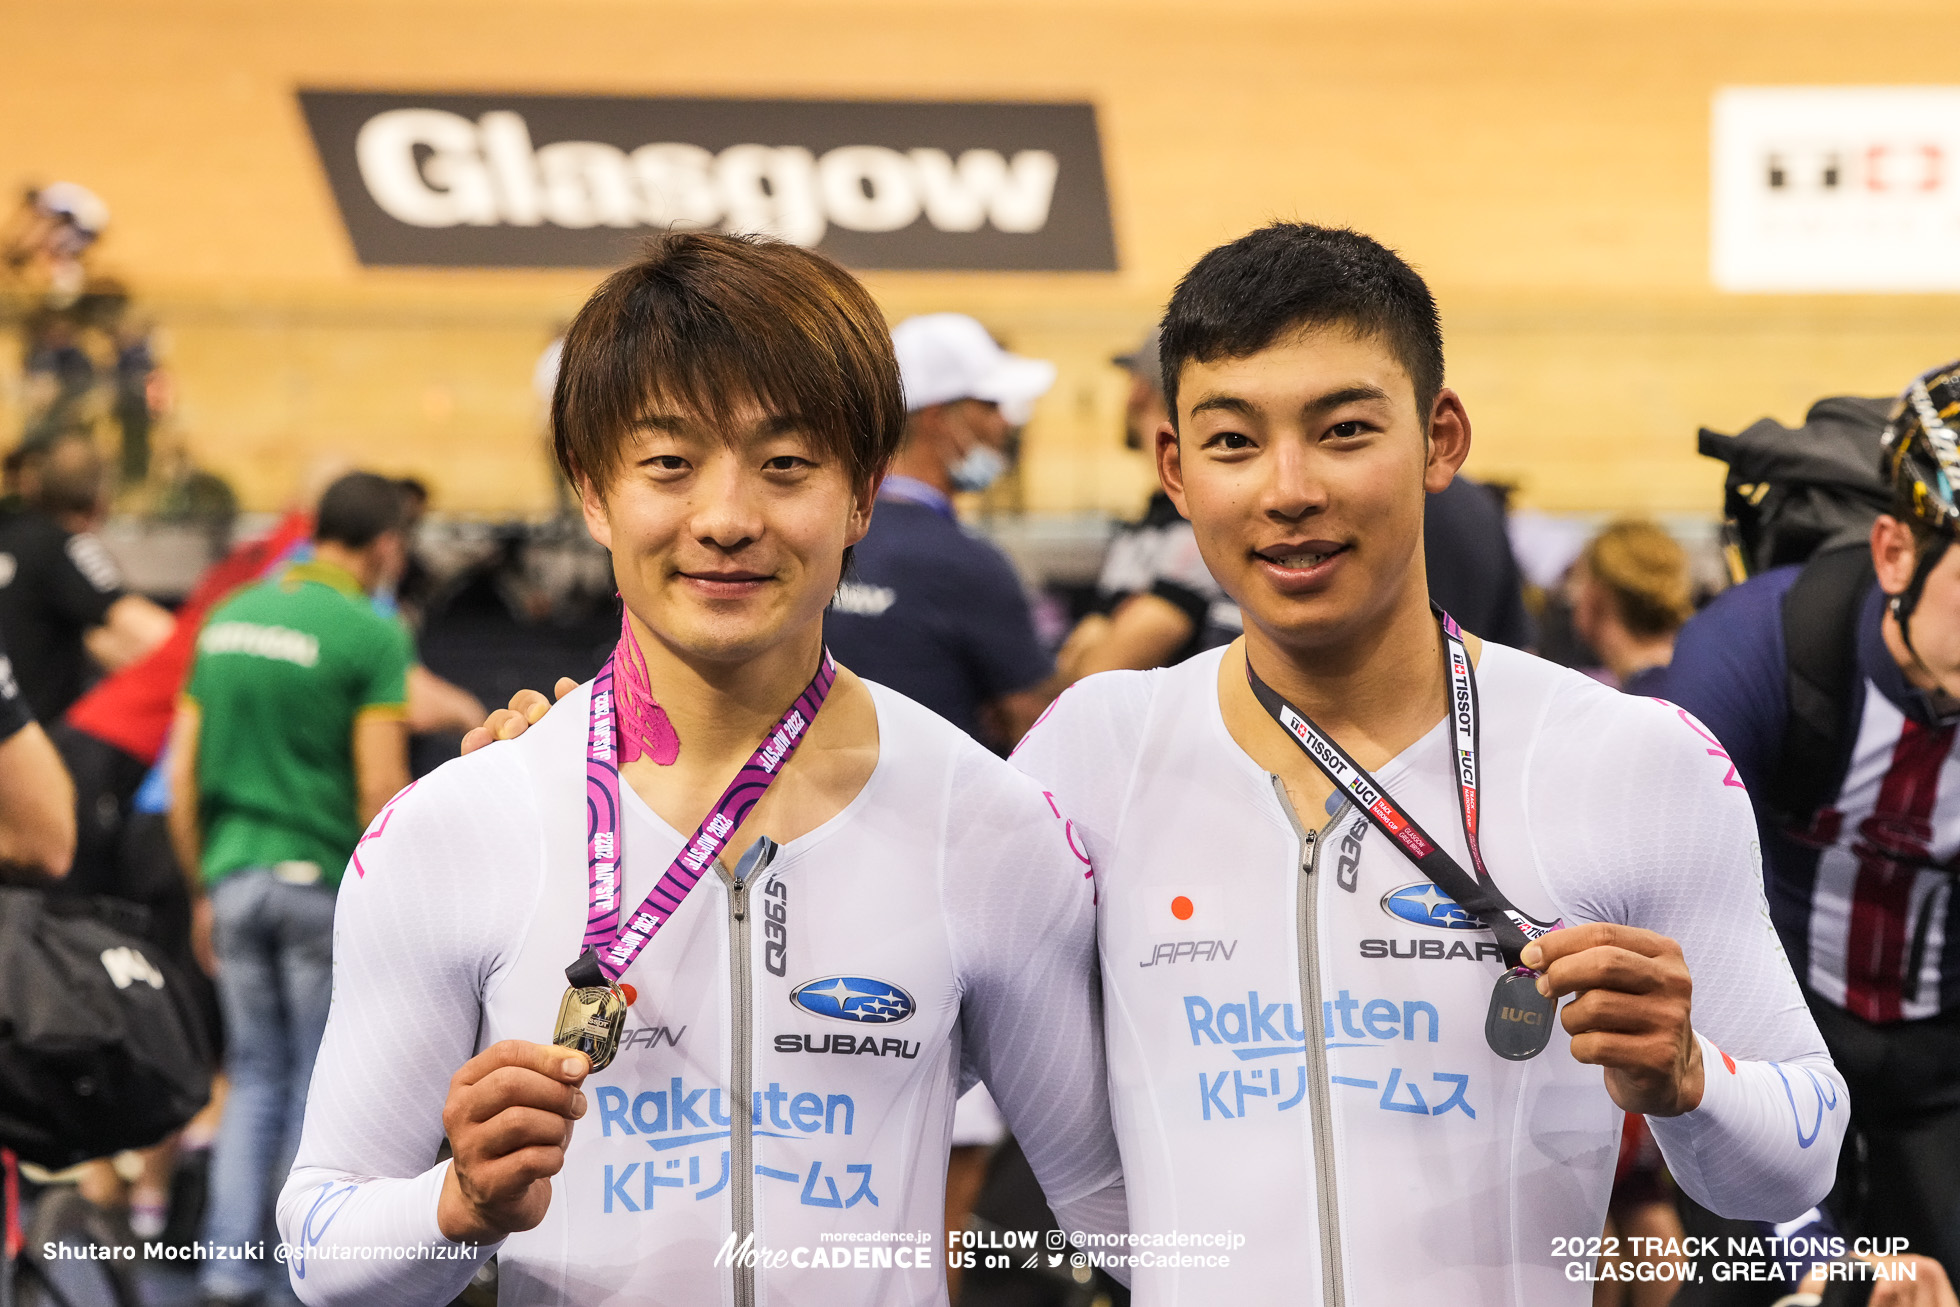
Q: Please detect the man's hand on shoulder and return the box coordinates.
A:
[1524,923,1704,1117]
[437,1040,591,1243]
[459,679,576,756]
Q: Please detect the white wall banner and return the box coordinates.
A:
[1711,87,1960,292]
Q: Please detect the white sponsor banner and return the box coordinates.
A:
[1711,87,1960,292]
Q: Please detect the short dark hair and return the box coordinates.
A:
[1158,222,1444,425]
[553,232,905,494]
[315,472,405,549]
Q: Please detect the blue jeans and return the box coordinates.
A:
[199,868,337,1300]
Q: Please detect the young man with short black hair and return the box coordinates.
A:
[1009,222,1846,1302]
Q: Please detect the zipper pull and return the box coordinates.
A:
[1300,830,1318,875]
[726,838,775,924]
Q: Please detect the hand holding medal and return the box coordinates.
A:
[439,621,834,1242]
[1519,923,1705,1116]
[1247,605,1706,1107]
[435,1040,592,1244]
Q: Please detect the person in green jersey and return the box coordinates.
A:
[167,471,412,1307]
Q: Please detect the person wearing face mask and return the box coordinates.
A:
[822,312,1058,752]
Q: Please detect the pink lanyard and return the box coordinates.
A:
[568,647,836,987]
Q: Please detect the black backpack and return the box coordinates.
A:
[1698,396,1895,828]
[0,889,213,1168]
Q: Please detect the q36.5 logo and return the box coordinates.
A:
[1380,883,1483,931]
[790,976,915,1024]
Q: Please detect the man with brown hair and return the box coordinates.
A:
[278,235,1124,1306]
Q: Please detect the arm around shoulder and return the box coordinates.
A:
[1656,572,1796,788]
[1008,668,1155,867]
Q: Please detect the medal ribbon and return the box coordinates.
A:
[579,646,836,984]
[1244,605,1559,970]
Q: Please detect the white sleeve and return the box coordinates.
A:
[1530,689,1848,1223]
[276,753,544,1306]
[942,744,1129,1249]
[1009,670,1155,873]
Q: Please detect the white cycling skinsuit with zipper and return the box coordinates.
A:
[1010,643,1847,1306]
[276,681,1126,1306]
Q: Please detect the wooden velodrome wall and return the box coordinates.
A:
[2,0,1956,518]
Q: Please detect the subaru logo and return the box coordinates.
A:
[1380,883,1484,931]
[790,976,915,1024]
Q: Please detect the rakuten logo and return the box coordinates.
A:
[1180,988,1440,1057]
[593,1077,855,1140]
[355,108,1059,246]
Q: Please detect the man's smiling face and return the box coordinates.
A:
[1157,323,1464,655]
[581,396,873,667]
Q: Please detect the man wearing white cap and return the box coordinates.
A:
[823,312,1057,751]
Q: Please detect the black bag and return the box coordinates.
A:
[1698,395,1894,578]
[1697,397,1896,830]
[0,888,213,1168]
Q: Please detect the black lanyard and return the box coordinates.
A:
[1245,606,1561,1059]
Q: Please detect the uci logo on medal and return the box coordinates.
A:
[790,976,916,1025]
[1380,883,1483,931]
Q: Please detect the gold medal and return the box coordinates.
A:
[553,982,629,1073]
